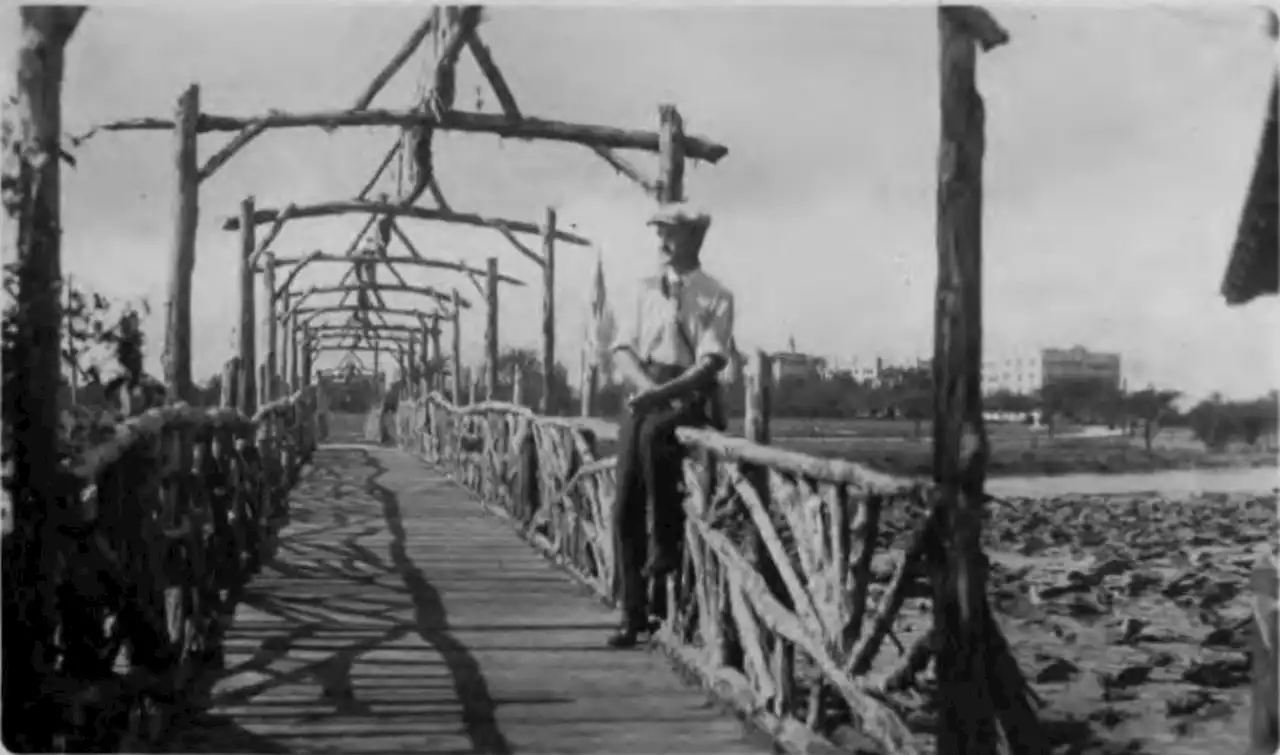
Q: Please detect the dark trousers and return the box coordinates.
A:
[612,394,707,628]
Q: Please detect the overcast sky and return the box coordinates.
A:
[11,3,1278,399]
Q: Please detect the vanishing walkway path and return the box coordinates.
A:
[164,437,774,754]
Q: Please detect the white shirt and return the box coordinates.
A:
[611,267,734,378]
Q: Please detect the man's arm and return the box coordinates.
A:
[638,292,734,406]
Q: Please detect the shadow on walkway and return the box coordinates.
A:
[363,452,513,755]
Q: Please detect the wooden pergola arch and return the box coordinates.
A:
[71,3,729,413]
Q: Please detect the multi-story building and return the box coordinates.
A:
[981,346,1122,396]
[770,337,828,382]
[1040,346,1122,391]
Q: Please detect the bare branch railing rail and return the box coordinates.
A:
[392,391,933,755]
[3,380,323,752]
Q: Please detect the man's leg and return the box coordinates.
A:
[638,403,704,578]
[607,408,649,647]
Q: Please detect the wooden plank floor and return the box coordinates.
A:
[167,444,775,754]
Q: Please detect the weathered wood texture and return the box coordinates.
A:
[931,9,1040,755]
[2,9,87,751]
[541,208,556,415]
[260,252,278,403]
[6,384,321,751]
[163,84,200,402]
[238,197,258,414]
[398,395,925,755]
[222,202,592,245]
[166,445,773,754]
[485,257,499,402]
[80,110,730,164]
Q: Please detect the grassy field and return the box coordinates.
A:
[722,417,1278,478]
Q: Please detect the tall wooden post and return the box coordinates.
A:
[300,327,313,386]
[743,349,787,713]
[451,289,463,403]
[164,83,200,402]
[512,363,524,406]
[373,342,381,395]
[2,12,85,749]
[283,308,296,392]
[238,197,258,414]
[468,367,479,405]
[406,332,417,397]
[745,350,772,444]
[260,251,278,403]
[658,104,685,203]
[427,316,437,396]
[541,207,557,414]
[485,256,500,401]
[430,312,442,390]
[221,357,239,408]
[580,352,597,417]
[931,10,1040,755]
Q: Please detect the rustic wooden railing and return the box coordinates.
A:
[394,391,931,755]
[2,383,323,753]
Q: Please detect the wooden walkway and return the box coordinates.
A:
[165,443,775,754]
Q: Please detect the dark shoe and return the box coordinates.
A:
[606,625,641,649]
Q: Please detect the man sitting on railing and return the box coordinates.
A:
[606,201,735,649]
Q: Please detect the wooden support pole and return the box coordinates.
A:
[238,196,258,414]
[300,327,313,386]
[164,83,200,402]
[485,256,499,401]
[580,352,597,417]
[261,251,278,403]
[512,363,524,406]
[657,104,685,204]
[373,342,381,395]
[427,318,437,396]
[429,312,442,391]
[541,207,557,414]
[221,357,239,408]
[931,10,1039,755]
[286,307,299,391]
[407,334,417,397]
[470,368,480,405]
[451,289,463,403]
[745,350,772,444]
[2,12,84,748]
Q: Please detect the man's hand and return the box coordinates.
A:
[627,388,664,415]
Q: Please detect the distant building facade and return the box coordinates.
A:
[770,336,829,382]
[981,345,1122,396]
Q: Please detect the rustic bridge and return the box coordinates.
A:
[7,5,1276,755]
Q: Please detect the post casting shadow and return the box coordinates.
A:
[363,452,513,755]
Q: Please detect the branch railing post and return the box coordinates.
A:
[238,196,258,414]
[541,207,556,414]
[164,83,200,402]
[485,256,499,401]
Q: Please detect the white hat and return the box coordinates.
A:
[647,202,712,231]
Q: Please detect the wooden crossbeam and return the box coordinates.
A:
[309,323,422,335]
[296,305,445,322]
[222,201,591,246]
[76,109,731,164]
[281,283,471,309]
[265,251,527,286]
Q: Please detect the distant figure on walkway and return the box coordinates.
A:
[606,202,735,649]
